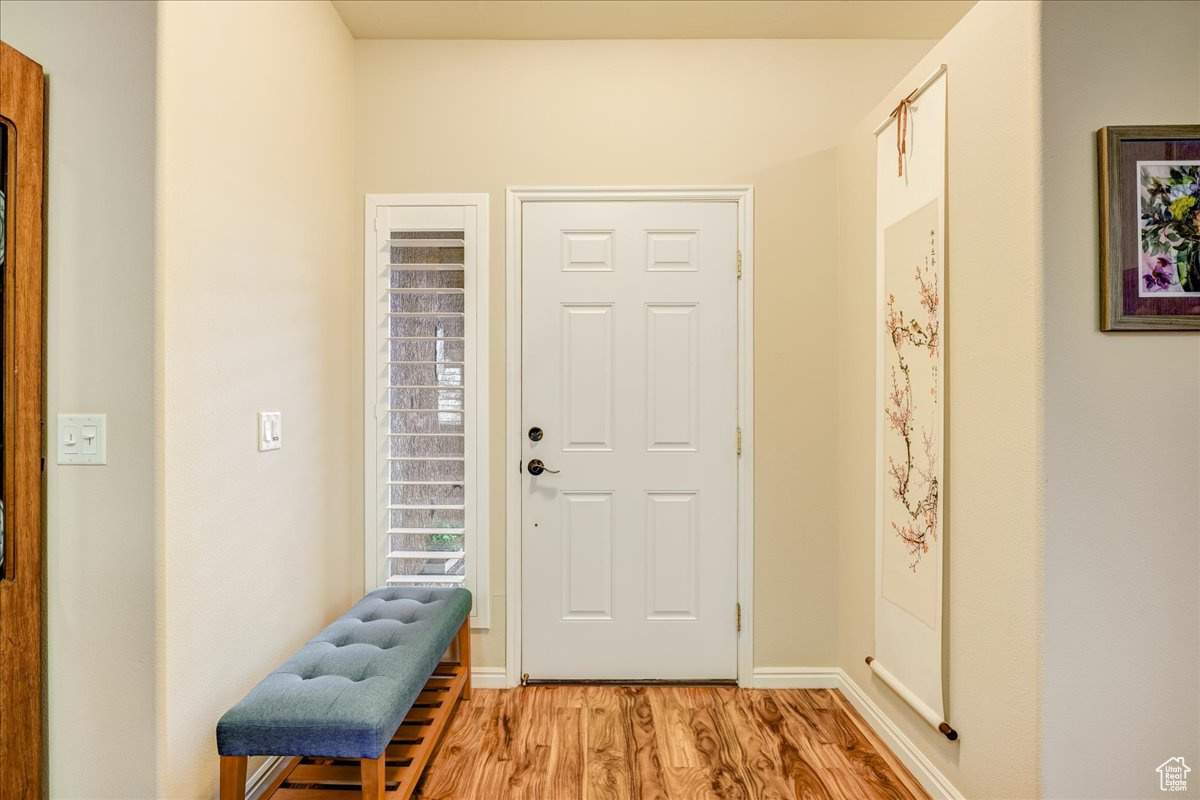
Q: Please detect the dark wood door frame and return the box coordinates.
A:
[0,40,46,799]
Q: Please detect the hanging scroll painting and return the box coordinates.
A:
[873,66,953,738]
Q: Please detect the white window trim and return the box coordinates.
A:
[363,193,490,629]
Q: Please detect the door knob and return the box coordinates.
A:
[526,459,560,476]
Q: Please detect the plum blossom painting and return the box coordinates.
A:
[880,200,942,631]
[1099,125,1200,330]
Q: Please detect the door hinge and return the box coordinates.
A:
[736,250,743,279]
[736,426,742,456]
[736,603,742,632]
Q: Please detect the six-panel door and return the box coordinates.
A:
[521,201,739,680]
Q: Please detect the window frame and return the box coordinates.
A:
[363,193,490,629]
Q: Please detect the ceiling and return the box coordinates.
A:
[331,1,976,41]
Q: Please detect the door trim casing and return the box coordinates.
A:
[505,186,754,687]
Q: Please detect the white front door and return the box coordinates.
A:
[521,200,740,680]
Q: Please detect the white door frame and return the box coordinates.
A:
[505,186,754,688]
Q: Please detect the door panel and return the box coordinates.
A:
[645,491,698,619]
[561,491,615,619]
[645,303,699,451]
[560,304,614,451]
[522,201,738,680]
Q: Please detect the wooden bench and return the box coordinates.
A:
[216,587,472,800]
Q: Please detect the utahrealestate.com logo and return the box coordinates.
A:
[1158,757,1191,792]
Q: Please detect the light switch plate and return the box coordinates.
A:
[57,413,107,465]
[257,411,282,452]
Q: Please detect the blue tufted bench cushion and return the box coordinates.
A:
[216,586,472,760]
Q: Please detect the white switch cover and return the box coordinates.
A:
[58,413,107,465]
[258,411,282,452]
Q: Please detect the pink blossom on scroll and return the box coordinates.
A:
[884,228,941,570]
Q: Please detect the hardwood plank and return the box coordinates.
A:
[460,690,518,799]
[583,684,635,800]
[826,689,928,800]
[800,690,917,800]
[506,687,556,800]
[545,706,584,800]
[775,690,914,800]
[647,688,701,770]
[688,698,754,799]
[762,691,847,800]
[411,686,929,800]
[411,690,489,799]
[622,687,671,800]
[723,690,796,800]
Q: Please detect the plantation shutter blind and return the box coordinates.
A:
[368,198,488,625]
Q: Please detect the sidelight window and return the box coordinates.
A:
[364,195,489,627]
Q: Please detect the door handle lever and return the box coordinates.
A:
[527,459,560,476]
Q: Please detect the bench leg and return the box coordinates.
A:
[219,756,247,800]
[456,618,472,700]
[361,755,386,799]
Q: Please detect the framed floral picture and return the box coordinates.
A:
[1098,125,1200,330]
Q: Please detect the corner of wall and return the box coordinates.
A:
[153,0,169,793]
[834,2,1045,797]
[157,0,358,794]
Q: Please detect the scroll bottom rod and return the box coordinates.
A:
[865,656,958,741]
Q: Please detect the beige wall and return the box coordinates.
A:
[156,1,355,795]
[23,2,1194,795]
[835,2,1044,797]
[353,38,936,669]
[1039,3,1200,798]
[1,2,160,797]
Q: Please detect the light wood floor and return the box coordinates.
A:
[414,686,929,799]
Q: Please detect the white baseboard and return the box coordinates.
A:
[471,666,508,689]
[750,666,963,800]
[750,667,841,689]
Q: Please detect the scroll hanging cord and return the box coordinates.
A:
[889,87,919,177]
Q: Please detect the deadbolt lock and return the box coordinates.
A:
[528,426,544,441]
